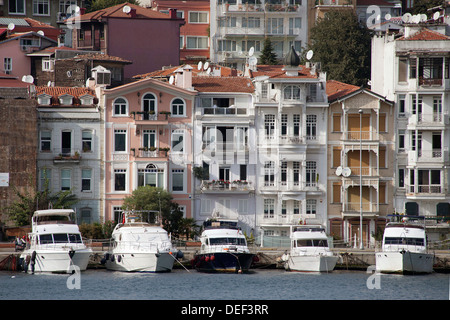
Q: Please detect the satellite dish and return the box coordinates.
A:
[25,75,34,83]
[335,166,343,176]
[204,61,209,70]
[402,13,411,23]
[412,14,420,23]
[7,23,15,31]
[197,61,203,71]
[342,167,351,178]
[420,14,427,22]
[385,13,391,21]
[169,75,174,84]
[21,75,27,82]
[367,80,372,86]
[67,71,72,77]
[306,50,314,61]
[249,56,257,65]
[206,68,211,75]
[123,5,131,13]
[433,11,440,20]
[248,46,254,57]
[37,30,44,36]
[47,81,52,87]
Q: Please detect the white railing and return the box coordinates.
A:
[201,180,254,191]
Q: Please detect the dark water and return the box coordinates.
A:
[1,269,448,301]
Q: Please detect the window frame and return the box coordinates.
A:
[171,98,186,117]
[113,97,128,117]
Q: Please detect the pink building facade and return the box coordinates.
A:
[103,66,196,222]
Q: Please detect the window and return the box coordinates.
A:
[398,130,405,151]
[398,58,407,82]
[9,0,25,14]
[143,130,156,149]
[61,169,71,191]
[114,129,127,152]
[171,98,185,116]
[113,206,123,223]
[289,40,302,53]
[138,165,164,188]
[293,114,300,136]
[40,168,51,191]
[186,37,208,49]
[96,71,111,85]
[306,199,317,215]
[433,96,442,121]
[114,169,126,191]
[180,36,184,49]
[241,40,260,52]
[288,17,301,34]
[409,58,417,79]
[264,114,275,138]
[293,200,300,214]
[306,161,317,187]
[82,130,92,152]
[218,40,236,52]
[33,0,49,15]
[281,200,287,216]
[238,199,248,214]
[172,169,184,192]
[59,0,77,15]
[398,95,406,117]
[172,130,184,153]
[81,169,92,191]
[142,93,157,118]
[42,59,53,71]
[264,161,275,187]
[113,98,127,116]
[264,199,275,218]
[218,16,236,27]
[281,161,287,186]
[399,168,405,188]
[281,114,288,136]
[4,58,12,74]
[293,161,300,186]
[189,11,208,23]
[411,96,422,115]
[80,208,91,224]
[242,17,260,28]
[261,83,268,99]
[40,130,51,152]
[200,199,211,215]
[283,85,301,100]
[306,115,317,140]
[268,18,284,34]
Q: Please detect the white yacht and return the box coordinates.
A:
[20,209,93,274]
[376,217,434,274]
[283,225,338,272]
[102,211,181,272]
[192,219,255,273]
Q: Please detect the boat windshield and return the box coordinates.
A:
[296,239,328,247]
[209,237,246,246]
[39,233,82,244]
[384,237,424,246]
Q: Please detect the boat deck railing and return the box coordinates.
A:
[111,240,174,252]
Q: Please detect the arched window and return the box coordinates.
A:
[142,93,157,119]
[113,97,128,116]
[171,98,185,116]
[283,85,301,100]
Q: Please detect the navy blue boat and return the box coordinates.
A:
[192,219,256,273]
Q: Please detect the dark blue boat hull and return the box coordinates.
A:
[192,252,255,273]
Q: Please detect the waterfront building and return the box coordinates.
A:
[35,85,102,223]
[70,2,185,79]
[250,47,329,246]
[102,65,196,222]
[371,23,450,240]
[149,0,211,65]
[210,0,307,70]
[326,80,395,248]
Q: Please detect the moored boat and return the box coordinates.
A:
[283,225,338,272]
[192,219,256,273]
[20,209,93,274]
[102,211,182,272]
[375,216,434,274]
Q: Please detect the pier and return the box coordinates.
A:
[2,242,449,272]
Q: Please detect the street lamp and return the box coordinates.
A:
[358,108,364,250]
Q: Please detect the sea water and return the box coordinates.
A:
[0,269,448,300]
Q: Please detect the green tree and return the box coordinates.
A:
[408,0,444,16]
[259,37,278,65]
[308,9,372,86]
[87,0,140,13]
[6,174,79,226]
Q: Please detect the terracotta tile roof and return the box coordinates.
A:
[74,53,132,64]
[36,86,97,106]
[397,28,450,41]
[132,64,241,79]
[249,65,318,79]
[192,76,254,93]
[326,80,361,102]
[76,2,176,22]
[0,73,30,88]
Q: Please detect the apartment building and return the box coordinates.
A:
[326,80,394,247]
[250,47,328,246]
[372,24,450,229]
[210,0,307,70]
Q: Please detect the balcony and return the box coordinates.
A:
[407,184,444,197]
[52,148,82,163]
[279,135,303,145]
[344,131,379,141]
[408,149,446,163]
[201,107,250,116]
[315,0,354,6]
[134,148,169,159]
[419,77,442,87]
[200,180,254,193]
[131,112,170,125]
[407,113,445,128]
[342,202,379,217]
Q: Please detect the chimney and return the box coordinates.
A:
[130,8,136,18]
[80,7,86,15]
[169,8,177,19]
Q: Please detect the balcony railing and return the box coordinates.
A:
[279,135,302,144]
[408,112,444,125]
[419,77,442,86]
[343,202,378,212]
[408,149,445,163]
[52,148,82,162]
[201,180,254,192]
[202,107,249,115]
[131,111,171,122]
[348,167,379,176]
[137,149,168,158]
[344,131,379,141]
[408,184,442,194]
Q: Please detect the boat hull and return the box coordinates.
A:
[375,251,434,274]
[285,255,338,272]
[104,252,175,272]
[20,248,92,274]
[193,252,255,273]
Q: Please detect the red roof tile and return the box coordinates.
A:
[192,76,254,93]
[36,86,97,106]
[133,64,241,79]
[398,28,450,41]
[74,53,132,64]
[249,65,319,79]
[326,80,360,102]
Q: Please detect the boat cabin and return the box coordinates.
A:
[32,209,76,226]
